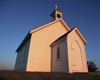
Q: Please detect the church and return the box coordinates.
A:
[14,5,88,73]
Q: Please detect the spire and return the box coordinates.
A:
[50,5,63,21]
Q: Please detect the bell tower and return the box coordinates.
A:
[50,5,63,21]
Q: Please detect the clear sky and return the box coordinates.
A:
[0,0,100,71]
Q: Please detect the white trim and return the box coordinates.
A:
[75,28,87,44]
[50,47,53,72]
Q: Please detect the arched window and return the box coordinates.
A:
[57,47,60,59]
[57,14,61,18]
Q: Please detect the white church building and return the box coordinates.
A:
[14,6,88,73]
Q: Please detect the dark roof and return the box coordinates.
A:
[50,27,76,46]
[56,9,63,13]
[50,9,63,16]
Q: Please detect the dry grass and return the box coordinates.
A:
[0,70,100,80]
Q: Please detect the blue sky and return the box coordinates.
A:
[0,0,100,71]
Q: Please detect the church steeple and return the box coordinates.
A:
[50,5,63,21]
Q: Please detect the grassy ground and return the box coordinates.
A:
[0,70,100,80]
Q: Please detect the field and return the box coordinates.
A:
[0,70,100,80]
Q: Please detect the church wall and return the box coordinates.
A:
[26,21,68,72]
[51,38,69,72]
[14,38,30,71]
[67,30,88,73]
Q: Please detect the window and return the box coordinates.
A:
[23,43,27,61]
[19,50,22,64]
[57,47,60,60]
[16,52,19,65]
[57,14,61,18]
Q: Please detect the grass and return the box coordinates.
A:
[0,70,100,80]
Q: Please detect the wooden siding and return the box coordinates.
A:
[14,38,30,71]
[67,30,88,73]
[51,38,69,72]
[26,21,68,72]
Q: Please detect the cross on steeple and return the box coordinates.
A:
[50,5,63,21]
[55,5,57,9]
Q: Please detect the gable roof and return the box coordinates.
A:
[30,18,70,34]
[50,27,87,46]
[16,18,71,52]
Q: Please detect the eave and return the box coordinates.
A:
[74,27,87,44]
[15,32,31,52]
